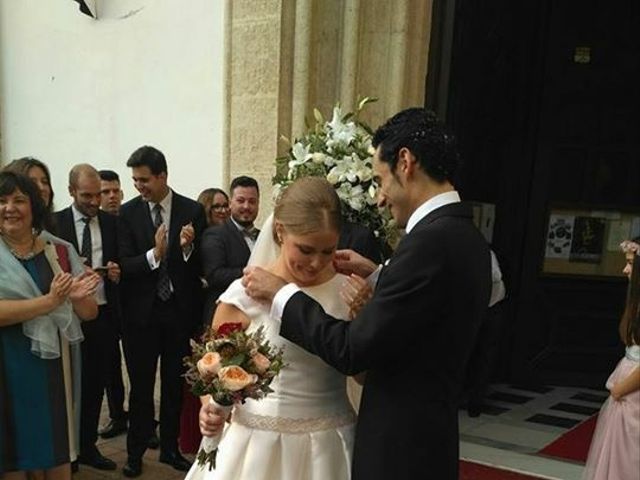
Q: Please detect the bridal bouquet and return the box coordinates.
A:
[184,322,285,470]
[273,97,398,248]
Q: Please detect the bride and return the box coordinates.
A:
[185,176,366,480]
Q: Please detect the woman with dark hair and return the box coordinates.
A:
[0,172,101,479]
[582,239,640,480]
[4,157,56,231]
[197,188,230,227]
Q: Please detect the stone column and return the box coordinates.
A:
[224,0,434,226]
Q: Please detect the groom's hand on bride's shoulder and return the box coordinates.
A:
[242,266,287,303]
[334,249,377,278]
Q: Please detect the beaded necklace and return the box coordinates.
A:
[1,234,37,261]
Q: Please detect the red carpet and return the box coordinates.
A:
[538,413,598,463]
[460,460,548,479]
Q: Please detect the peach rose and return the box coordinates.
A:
[251,352,271,373]
[197,352,222,378]
[218,366,257,391]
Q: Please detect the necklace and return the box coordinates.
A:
[2,235,37,261]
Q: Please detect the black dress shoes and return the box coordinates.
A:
[159,451,192,471]
[77,449,117,471]
[98,417,128,438]
[148,429,160,449]
[467,400,483,418]
[122,458,143,478]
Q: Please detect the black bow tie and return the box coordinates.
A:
[243,227,259,241]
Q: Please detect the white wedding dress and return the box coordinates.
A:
[185,276,356,480]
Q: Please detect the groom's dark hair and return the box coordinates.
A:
[372,107,459,184]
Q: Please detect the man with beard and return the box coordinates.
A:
[200,176,260,325]
[54,164,120,471]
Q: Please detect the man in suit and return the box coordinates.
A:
[94,169,129,440]
[237,108,492,479]
[200,176,259,326]
[54,164,120,471]
[99,169,124,216]
[118,146,206,477]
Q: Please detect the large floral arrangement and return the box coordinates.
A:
[273,97,397,247]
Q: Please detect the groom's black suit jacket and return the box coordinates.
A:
[280,202,491,480]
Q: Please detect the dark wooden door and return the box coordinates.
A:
[514,0,640,386]
[440,0,640,386]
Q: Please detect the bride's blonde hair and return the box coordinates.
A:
[273,177,341,242]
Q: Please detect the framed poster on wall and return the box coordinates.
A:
[542,204,640,278]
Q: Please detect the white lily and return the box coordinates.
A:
[288,142,312,170]
[327,106,358,147]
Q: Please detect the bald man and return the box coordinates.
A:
[54,164,120,471]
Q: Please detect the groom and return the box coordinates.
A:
[208,108,491,479]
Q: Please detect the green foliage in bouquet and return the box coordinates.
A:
[273,97,398,248]
[183,323,286,407]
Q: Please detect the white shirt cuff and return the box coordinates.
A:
[146,249,160,270]
[270,283,301,322]
[366,264,383,289]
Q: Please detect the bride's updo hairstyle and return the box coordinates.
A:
[273,177,341,242]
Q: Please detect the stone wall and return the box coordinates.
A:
[224,0,433,224]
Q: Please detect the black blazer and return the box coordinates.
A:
[53,207,120,312]
[280,202,492,480]
[200,219,254,326]
[117,193,206,333]
[338,221,385,264]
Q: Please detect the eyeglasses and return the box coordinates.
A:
[211,203,229,211]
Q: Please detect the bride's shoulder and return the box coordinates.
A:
[217,279,264,316]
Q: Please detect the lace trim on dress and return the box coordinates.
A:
[232,408,356,434]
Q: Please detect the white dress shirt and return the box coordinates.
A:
[71,205,106,305]
[145,189,193,292]
[231,217,257,251]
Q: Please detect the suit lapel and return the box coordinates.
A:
[226,219,250,257]
[97,211,112,261]
[376,202,473,285]
[137,198,156,247]
[168,193,183,252]
[61,207,80,252]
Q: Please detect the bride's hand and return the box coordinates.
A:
[199,402,228,437]
[341,274,372,320]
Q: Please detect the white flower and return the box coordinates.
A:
[326,169,341,185]
[336,183,365,211]
[311,152,326,164]
[323,155,337,168]
[350,153,373,182]
[272,183,285,201]
[273,99,397,250]
[368,184,378,203]
[289,142,311,170]
[327,106,358,147]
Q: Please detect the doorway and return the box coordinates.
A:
[429,0,640,387]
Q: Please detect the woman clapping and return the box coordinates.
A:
[0,172,99,480]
